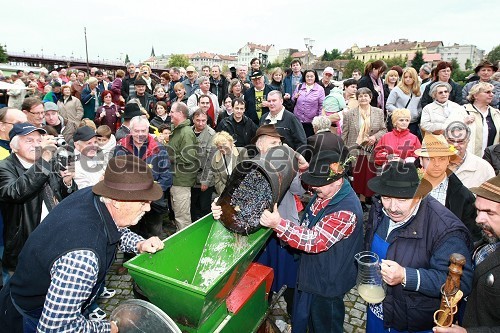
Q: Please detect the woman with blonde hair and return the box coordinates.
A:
[374,108,421,167]
[209,131,248,195]
[386,67,422,139]
[137,64,159,94]
[383,69,399,103]
[269,67,284,92]
[448,82,500,157]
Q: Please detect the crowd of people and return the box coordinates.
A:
[0,56,499,332]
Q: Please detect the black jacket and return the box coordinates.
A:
[483,144,500,175]
[121,75,136,101]
[216,115,257,148]
[260,109,307,154]
[445,172,481,242]
[358,75,381,108]
[420,79,463,108]
[210,76,229,106]
[0,154,77,271]
[244,85,276,124]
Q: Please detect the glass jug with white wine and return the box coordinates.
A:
[354,251,386,304]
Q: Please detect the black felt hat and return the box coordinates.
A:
[301,151,345,187]
[368,161,432,199]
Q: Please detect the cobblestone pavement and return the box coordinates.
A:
[99,213,369,332]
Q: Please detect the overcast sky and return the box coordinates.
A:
[1,0,497,65]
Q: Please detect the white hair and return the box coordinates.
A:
[129,115,150,129]
[100,196,113,204]
[9,136,20,152]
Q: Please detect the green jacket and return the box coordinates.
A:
[167,119,199,186]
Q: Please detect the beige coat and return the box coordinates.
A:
[57,96,84,125]
[447,104,500,157]
[210,147,248,195]
[341,106,387,163]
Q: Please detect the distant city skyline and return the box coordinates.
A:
[1,0,496,64]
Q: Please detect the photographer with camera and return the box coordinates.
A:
[0,123,77,283]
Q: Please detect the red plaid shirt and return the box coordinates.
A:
[275,196,357,253]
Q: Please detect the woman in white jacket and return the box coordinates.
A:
[420,82,468,136]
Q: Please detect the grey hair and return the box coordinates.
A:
[312,116,332,132]
[196,76,210,85]
[130,115,150,129]
[429,82,452,99]
[267,90,283,99]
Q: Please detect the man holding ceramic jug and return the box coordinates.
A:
[364,161,474,332]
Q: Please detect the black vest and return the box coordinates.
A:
[297,181,364,297]
[10,188,121,312]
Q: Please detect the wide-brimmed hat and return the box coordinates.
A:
[474,60,498,74]
[186,65,196,72]
[368,161,432,199]
[251,124,284,144]
[301,151,345,187]
[470,175,500,203]
[414,134,457,157]
[93,155,163,201]
[123,103,143,120]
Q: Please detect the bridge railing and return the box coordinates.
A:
[7,52,125,66]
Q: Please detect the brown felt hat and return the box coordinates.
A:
[474,60,498,74]
[470,175,500,203]
[92,155,163,201]
[251,124,284,144]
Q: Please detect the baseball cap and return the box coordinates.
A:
[44,102,59,112]
[9,122,47,141]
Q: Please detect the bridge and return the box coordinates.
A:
[6,52,167,74]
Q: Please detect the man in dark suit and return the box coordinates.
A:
[243,71,275,124]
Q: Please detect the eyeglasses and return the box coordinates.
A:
[0,120,16,126]
[28,111,45,116]
[483,90,494,94]
[436,91,449,94]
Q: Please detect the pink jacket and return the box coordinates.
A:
[292,82,325,123]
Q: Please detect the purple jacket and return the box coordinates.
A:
[292,82,325,123]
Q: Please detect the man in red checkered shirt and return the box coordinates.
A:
[260,150,364,333]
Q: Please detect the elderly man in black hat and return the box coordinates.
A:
[126,78,155,118]
[0,155,165,333]
[364,161,474,332]
[115,102,145,141]
[259,150,363,333]
[434,174,500,333]
[462,60,500,107]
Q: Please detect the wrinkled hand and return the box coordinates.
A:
[137,236,164,254]
[380,259,405,286]
[211,198,222,220]
[283,93,291,100]
[110,320,119,333]
[60,169,74,186]
[463,115,475,125]
[433,324,467,333]
[200,184,208,192]
[296,153,309,171]
[260,203,281,228]
[367,135,376,146]
[40,135,57,161]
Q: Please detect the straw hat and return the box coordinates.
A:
[414,134,457,157]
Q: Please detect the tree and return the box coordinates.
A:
[385,56,407,69]
[124,54,130,64]
[330,48,343,60]
[168,54,190,68]
[486,45,500,65]
[343,59,365,79]
[0,45,8,63]
[321,49,331,61]
[411,51,425,71]
[464,59,472,71]
[282,56,294,69]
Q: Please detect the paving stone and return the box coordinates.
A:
[343,322,354,333]
[350,308,363,319]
